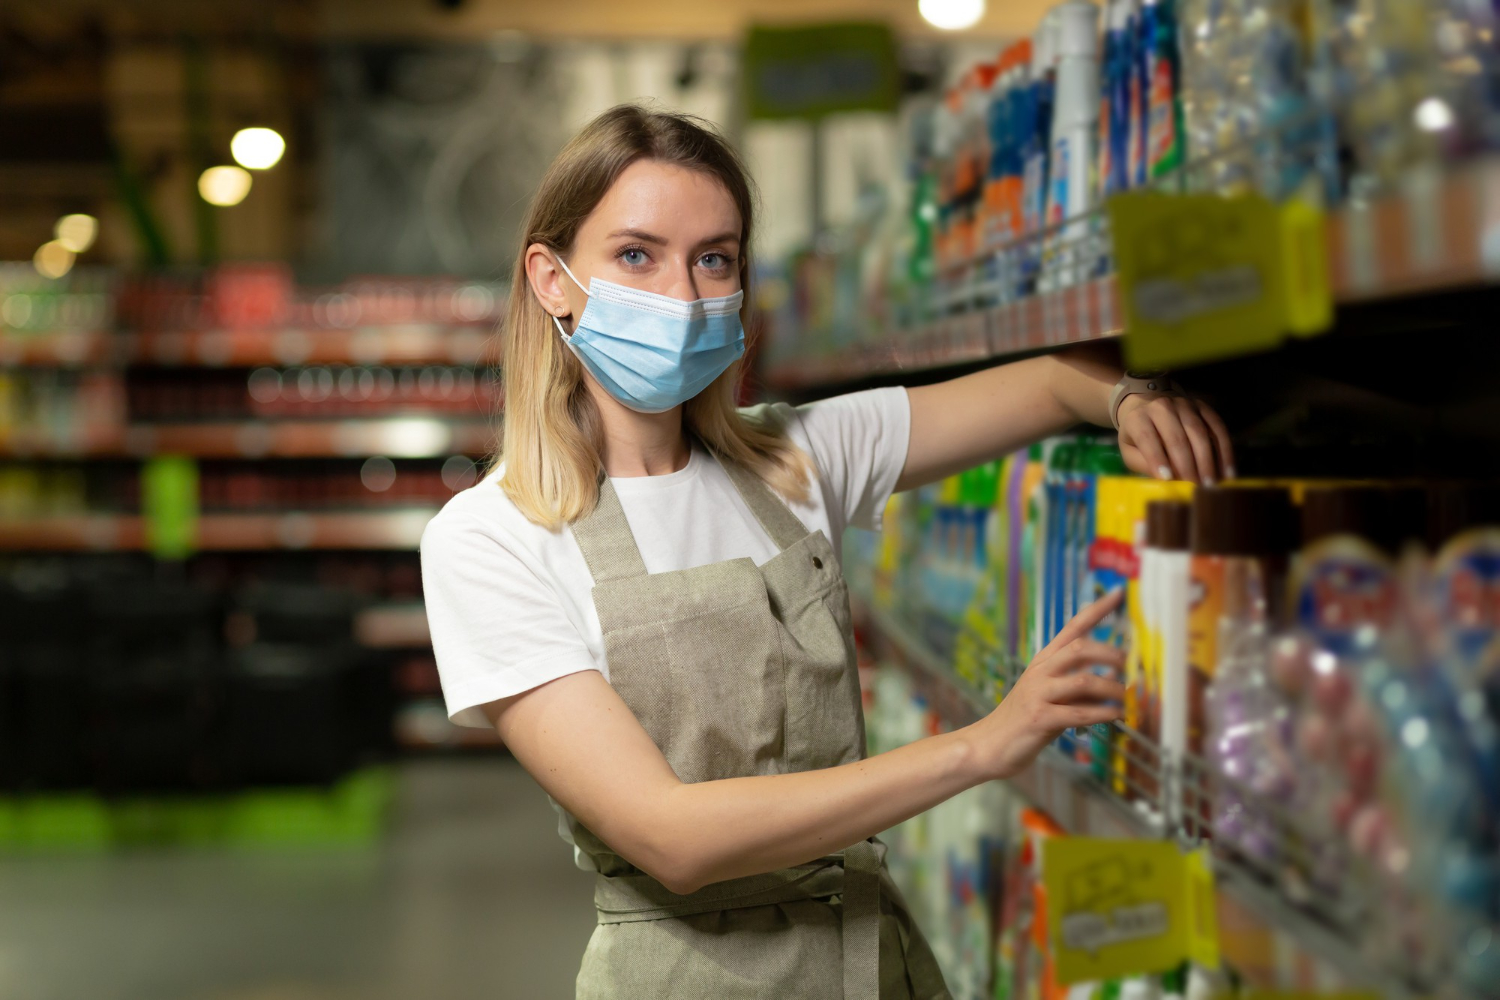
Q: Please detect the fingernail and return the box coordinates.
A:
[1157,465,1172,481]
[1203,476,1215,487]
[1226,466,1237,479]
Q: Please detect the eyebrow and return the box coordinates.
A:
[605,228,741,248]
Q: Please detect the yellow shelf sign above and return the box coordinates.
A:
[1042,837,1219,985]
[1109,191,1332,369]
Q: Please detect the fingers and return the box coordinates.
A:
[1172,396,1219,486]
[1120,411,1173,482]
[1056,703,1124,729]
[1034,589,1124,661]
[1147,398,1203,484]
[1045,671,1126,705]
[1197,402,1237,479]
[1120,396,1237,485]
[1039,640,1126,677]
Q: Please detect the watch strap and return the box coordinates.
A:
[1109,373,1182,430]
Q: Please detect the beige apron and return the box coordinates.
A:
[564,441,951,1000]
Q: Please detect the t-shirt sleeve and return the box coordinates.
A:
[419,510,601,728]
[791,386,911,533]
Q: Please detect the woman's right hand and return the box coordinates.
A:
[965,590,1128,781]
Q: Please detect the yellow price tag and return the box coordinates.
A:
[1042,837,1219,985]
[1109,191,1331,369]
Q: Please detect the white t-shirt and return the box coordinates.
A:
[418,387,911,729]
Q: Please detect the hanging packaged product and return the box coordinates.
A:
[1041,0,1101,290]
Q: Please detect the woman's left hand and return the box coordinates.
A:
[1117,393,1235,485]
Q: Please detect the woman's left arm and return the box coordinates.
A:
[896,342,1235,492]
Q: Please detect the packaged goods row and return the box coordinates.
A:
[0,458,481,520]
[763,0,1500,368]
[0,265,504,335]
[131,365,497,421]
[847,441,1500,996]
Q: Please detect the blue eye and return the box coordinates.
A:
[700,253,731,270]
[620,248,648,267]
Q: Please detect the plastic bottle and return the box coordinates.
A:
[1128,0,1152,187]
[1042,0,1101,289]
[1150,500,1191,826]
[1187,487,1295,762]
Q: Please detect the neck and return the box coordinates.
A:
[590,381,691,478]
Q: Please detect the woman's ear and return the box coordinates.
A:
[525,243,571,319]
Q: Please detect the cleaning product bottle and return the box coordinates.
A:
[1129,0,1154,187]
[1152,500,1191,827]
[1144,0,1184,182]
[1041,0,1101,289]
[1021,11,1060,297]
[984,51,1016,256]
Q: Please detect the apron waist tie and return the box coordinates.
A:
[593,839,884,1000]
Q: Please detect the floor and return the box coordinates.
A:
[0,757,598,1000]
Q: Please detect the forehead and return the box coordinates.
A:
[585,159,741,239]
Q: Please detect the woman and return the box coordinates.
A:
[420,105,1232,999]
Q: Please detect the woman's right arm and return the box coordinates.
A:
[486,590,1126,896]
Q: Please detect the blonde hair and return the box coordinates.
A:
[493,104,812,530]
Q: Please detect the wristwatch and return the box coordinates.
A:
[1109,369,1181,430]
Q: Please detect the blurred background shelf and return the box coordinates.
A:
[127,325,499,368]
[0,508,439,551]
[354,602,432,648]
[0,418,494,459]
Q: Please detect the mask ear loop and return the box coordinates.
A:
[549,253,589,342]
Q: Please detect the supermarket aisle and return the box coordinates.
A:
[0,757,596,1000]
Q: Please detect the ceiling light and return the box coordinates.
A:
[54,214,97,253]
[33,240,75,280]
[230,127,287,170]
[919,0,986,31]
[198,165,253,207]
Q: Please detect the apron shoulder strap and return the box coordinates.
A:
[718,456,811,553]
[569,475,649,584]
[569,448,814,585]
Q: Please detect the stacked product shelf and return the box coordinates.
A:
[767,4,1500,996]
[0,264,507,828]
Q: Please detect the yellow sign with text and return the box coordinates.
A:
[1042,838,1218,985]
[1110,191,1330,369]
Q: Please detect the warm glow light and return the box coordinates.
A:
[919,0,985,30]
[54,214,97,253]
[230,127,286,170]
[198,165,253,206]
[33,240,75,280]
[1413,96,1455,132]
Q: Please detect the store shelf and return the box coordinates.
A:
[0,508,439,551]
[0,325,499,369]
[0,330,115,367]
[0,417,494,459]
[851,590,1424,996]
[768,157,1500,392]
[127,325,498,368]
[766,275,1122,391]
[354,602,432,648]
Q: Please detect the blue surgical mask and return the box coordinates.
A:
[550,256,746,414]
